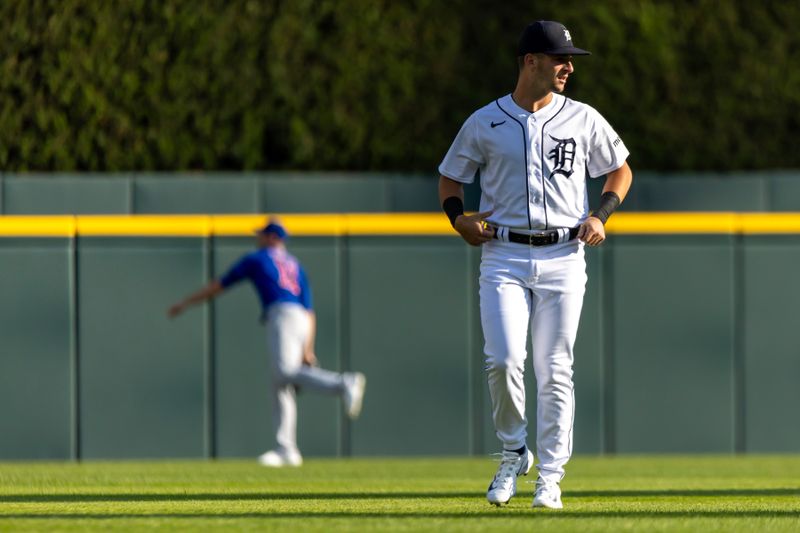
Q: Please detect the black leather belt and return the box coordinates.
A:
[499,227,580,246]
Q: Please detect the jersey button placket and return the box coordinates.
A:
[528,116,543,223]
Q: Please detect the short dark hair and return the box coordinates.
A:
[517,53,545,71]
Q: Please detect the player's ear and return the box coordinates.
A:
[526,53,541,69]
[518,54,533,72]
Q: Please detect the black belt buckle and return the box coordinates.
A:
[506,230,558,246]
[505,227,579,246]
[528,231,557,246]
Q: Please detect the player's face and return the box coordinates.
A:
[543,54,574,92]
[257,232,281,248]
[257,232,284,248]
[256,233,271,247]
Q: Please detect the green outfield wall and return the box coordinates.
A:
[3,171,800,214]
[1,213,799,460]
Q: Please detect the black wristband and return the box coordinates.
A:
[592,191,621,225]
[442,196,464,227]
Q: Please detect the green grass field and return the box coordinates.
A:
[1,455,799,531]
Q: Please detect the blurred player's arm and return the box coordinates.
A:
[297,267,317,366]
[303,310,318,367]
[578,161,633,246]
[439,176,494,246]
[167,280,224,318]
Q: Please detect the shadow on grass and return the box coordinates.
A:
[1,510,799,521]
[0,488,798,503]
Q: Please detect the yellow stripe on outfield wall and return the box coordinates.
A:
[605,213,740,234]
[0,216,76,236]
[607,212,800,234]
[2,213,800,237]
[344,213,452,235]
[212,214,346,236]
[211,213,449,236]
[77,216,211,236]
[737,213,800,234]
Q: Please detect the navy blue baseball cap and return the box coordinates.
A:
[517,21,591,56]
[256,221,288,239]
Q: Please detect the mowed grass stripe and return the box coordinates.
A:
[1,456,799,532]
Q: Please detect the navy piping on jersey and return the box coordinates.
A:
[495,98,532,230]
[539,97,568,229]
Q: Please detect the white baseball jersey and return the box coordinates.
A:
[438,93,629,230]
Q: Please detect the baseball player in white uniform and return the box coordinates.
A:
[438,20,632,509]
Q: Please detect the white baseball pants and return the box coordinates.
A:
[480,239,587,482]
[266,302,346,455]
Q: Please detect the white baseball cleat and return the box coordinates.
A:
[257,449,303,468]
[532,477,563,509]
[486,448,534,506]
[343,372,366,419]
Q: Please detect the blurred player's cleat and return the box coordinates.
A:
[486,448,534,506]
[257,449,303,468]
[343,372,366,419]
[532,477,563,509]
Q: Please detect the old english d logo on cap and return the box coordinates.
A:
[517,21,591,56]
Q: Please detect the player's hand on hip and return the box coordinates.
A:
[454,210,495,246]
[578,217,606,246]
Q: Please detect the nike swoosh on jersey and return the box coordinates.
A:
[490,120,506,128]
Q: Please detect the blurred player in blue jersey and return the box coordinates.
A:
[168,218,366,467]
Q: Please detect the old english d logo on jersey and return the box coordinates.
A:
[547,135,576,179]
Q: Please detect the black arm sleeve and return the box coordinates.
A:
[442,196,464,227]
[592,191,621,225]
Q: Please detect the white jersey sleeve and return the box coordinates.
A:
[438,113,485,184]
[586,108,629,178]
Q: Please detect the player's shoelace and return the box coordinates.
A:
[489,452,523,491]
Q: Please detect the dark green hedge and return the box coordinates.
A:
[0,0,797,172]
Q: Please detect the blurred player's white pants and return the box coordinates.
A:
[480,239,586,483]
[267,302,346,455]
